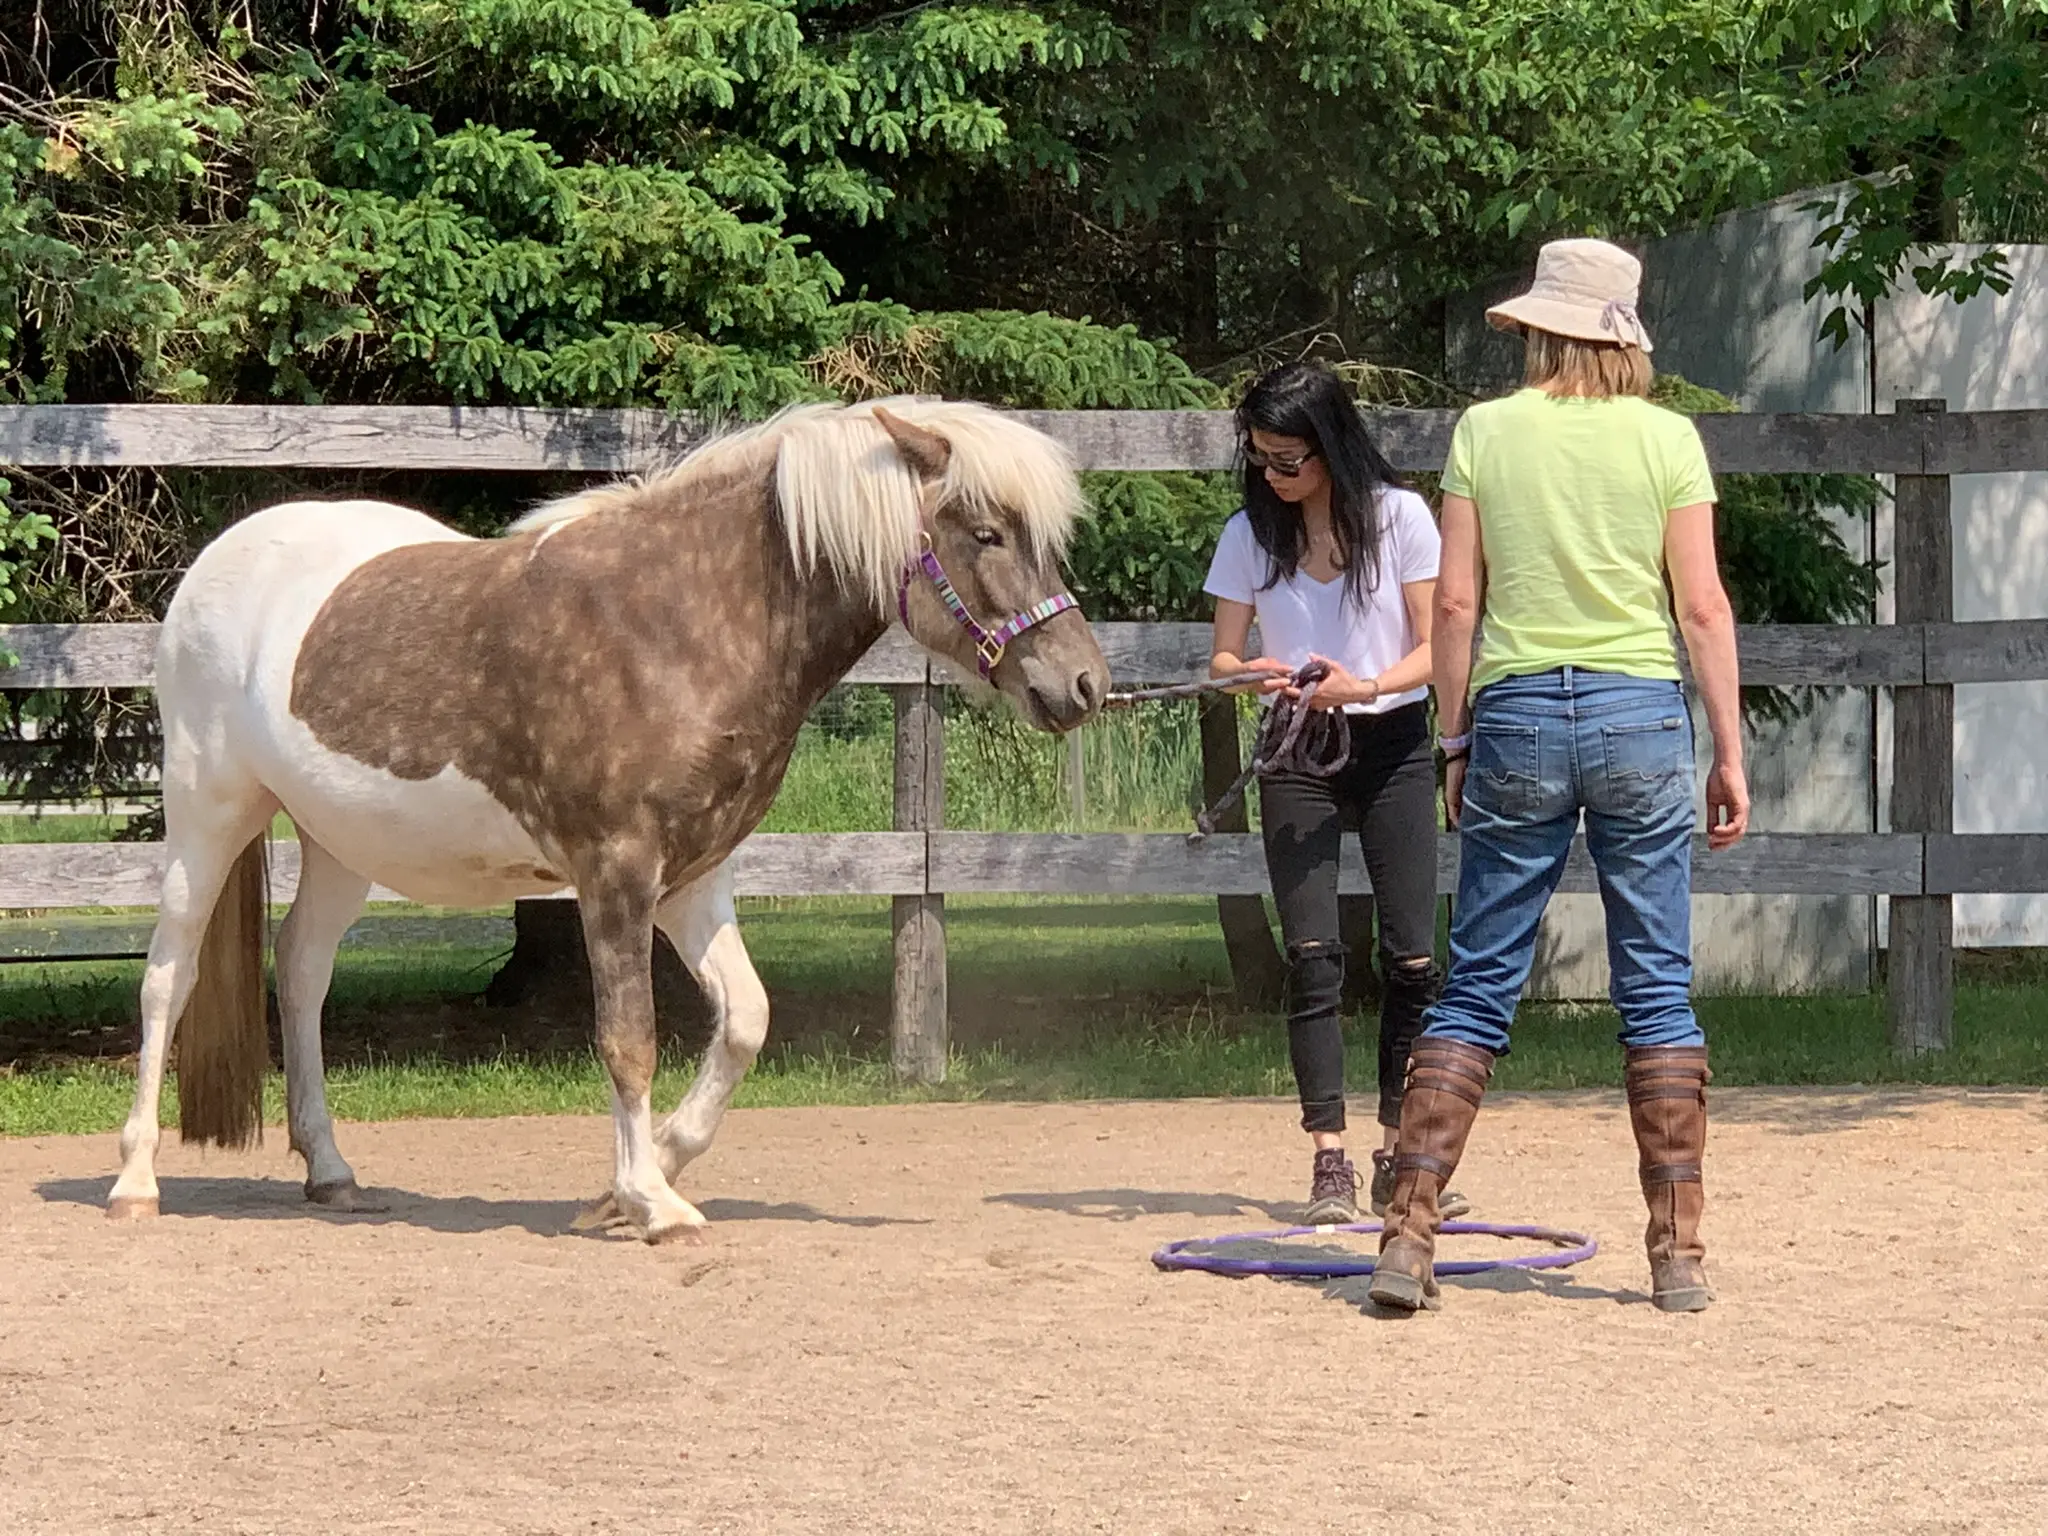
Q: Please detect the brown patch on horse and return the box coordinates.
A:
[578,876,662,1100]
[289,445,884,889]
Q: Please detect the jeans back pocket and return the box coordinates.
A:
[1468,721,1543,817]
[1596,716,1692,818]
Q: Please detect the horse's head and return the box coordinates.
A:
[875,406,1109,733]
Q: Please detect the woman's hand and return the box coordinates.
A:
[1706,756,1750,850]
[1290,654,1379,710]
[1231,657,1295,695]
[1444,756,1467,829]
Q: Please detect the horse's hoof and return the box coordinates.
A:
[106,1195,159,1222]
[306,1179,385,1213]
[644,1219,707,1247]
[570,1193,624,1232]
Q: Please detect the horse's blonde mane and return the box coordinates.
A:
[506,397,1085,613]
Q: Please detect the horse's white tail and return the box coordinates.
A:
[175,836,270,1148]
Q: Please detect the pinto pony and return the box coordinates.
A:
[108,399,1108,1241]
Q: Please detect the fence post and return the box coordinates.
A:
[891,673,947,1082]
[1198,693,1286,1006]
[1889,397,1954,1054]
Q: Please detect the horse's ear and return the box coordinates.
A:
[873,406,952,483]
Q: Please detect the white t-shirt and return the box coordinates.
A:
[1201,489,1441,715]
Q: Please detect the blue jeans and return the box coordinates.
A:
[1422,668,1703,1057]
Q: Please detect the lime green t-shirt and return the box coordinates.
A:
[1439,388,1716,696]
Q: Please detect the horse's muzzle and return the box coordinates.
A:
[1021,653,1107,732]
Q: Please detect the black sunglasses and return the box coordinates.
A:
[1244,445,1317,477]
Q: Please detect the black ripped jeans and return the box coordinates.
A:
[1259,701,1441,1134]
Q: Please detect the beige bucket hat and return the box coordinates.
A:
[1485,237,1653,353]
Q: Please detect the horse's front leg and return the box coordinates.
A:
[579,876,706,1244]
[652,862,769,1183]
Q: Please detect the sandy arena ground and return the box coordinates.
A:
[3,1090,2045,1534]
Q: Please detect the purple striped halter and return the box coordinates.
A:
[897,537,1078,680]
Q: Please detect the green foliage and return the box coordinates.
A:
[858,1,2048,373]
[0,475,61,663]
[15,2,2043,400]
[810,301,1215,408]
[1652,373,1881,628]
[1064,472,1236,622]
[1762,2,2048,348]
[0,0,1152,412]
[861,0,1806,367]
[1652,373,1881,723]
[0,477,60,613]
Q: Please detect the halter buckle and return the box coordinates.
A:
[976,634,1007,674]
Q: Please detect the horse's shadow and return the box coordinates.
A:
[35,1177,922,1238]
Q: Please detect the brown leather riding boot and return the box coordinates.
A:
[1625,1045,1712,1313]
[1368,1038,1494,1312]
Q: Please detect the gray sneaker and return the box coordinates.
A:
[1305,1148,1362,1225]
[1370,1150,1470,1220]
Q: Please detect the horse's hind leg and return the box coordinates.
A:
[579,874,706,1243]
[653,863,768,1182]
[109,776,279,1220]
[275,832,371,1208]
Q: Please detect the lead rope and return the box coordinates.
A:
[1104,660,1349,844]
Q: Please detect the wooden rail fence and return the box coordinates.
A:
[6,401,2048,1078]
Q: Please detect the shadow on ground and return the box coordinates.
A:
[35,1176,925,1237]
[1136,1226,1640,1312]
[1681,1084,2048,1133]
[1292,1268,1648,1316]
[986,1187,1301,1223]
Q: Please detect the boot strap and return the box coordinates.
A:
[1640,1161,1702,1184]
[1407,1053,1492,1094]
[1627,1065,1709,1088]
[1410,1045,1491,1078]
[1406,1073,1485,1109]
[1394,1152,1457,1180]
[1628,1083,1707,1103]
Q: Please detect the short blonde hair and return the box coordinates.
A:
[1522,327,1654,399]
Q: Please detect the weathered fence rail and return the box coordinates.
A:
[11,400,2048,474]
[8,616,2048,693]
[5,400,2047,1075]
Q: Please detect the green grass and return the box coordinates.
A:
[4,895,2045,1137]
[0,812,138,843]
[757,695,1215,833]
[6,986,2047,1139]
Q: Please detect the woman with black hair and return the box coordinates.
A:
[1203,360,1469,1225]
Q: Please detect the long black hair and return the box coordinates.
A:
[1234,361,1402,612]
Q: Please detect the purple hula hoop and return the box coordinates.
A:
[1151,1219,1597,1279]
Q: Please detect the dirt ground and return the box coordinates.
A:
[3,1090,2045,1535]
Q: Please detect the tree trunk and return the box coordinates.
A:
[1198,694,1285,1007]
[1178,197,1220,365]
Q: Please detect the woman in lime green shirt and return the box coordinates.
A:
[1367,239,1750,1317]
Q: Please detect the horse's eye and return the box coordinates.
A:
[973,527,1003,548]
